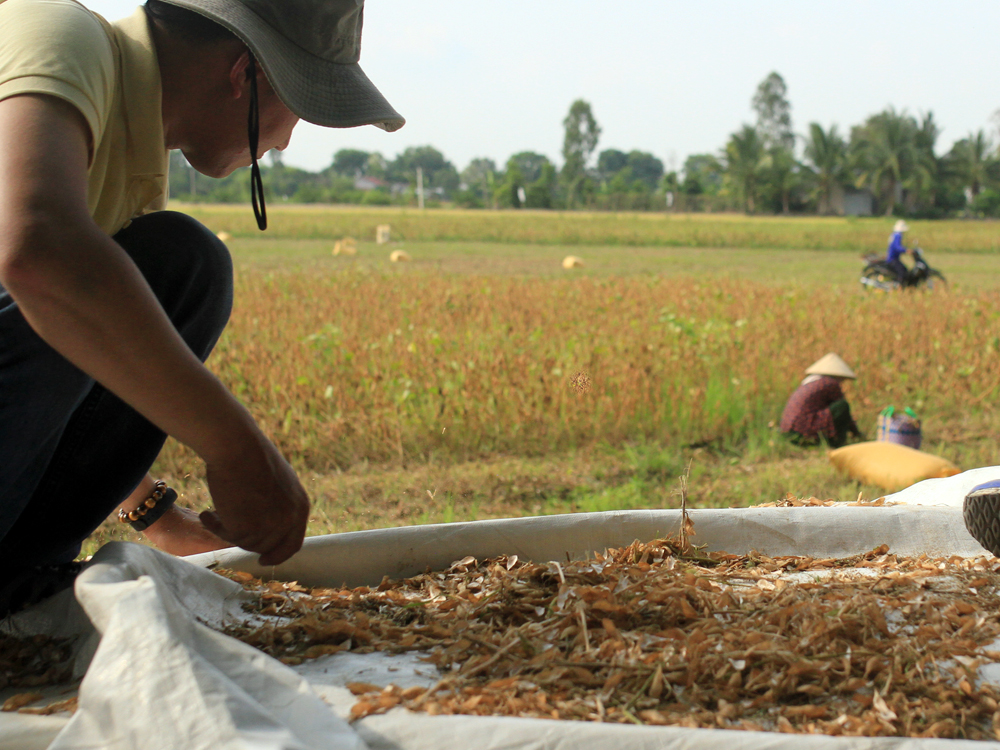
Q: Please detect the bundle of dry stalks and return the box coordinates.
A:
[221,531,1000,739]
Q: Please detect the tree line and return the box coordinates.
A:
[169,72,1000,218]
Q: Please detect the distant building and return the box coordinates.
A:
[829,185,874,216]
[354,175,388,191]
[842,189,874,216]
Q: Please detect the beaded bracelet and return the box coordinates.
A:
[116,480,178,532]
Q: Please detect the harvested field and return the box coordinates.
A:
[196,273,999,471]
[222,527,1000,739]
[180,204,1000,254]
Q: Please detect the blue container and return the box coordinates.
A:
[876,406,922,450]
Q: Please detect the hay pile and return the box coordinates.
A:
[223,533,1000,739]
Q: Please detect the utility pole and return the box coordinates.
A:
[416,166,425,210]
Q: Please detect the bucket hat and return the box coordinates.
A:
[893,220,909,233]
[158,0,405,132]
[804,353,856,379]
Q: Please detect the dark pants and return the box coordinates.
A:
[827,399,859,449]
[0,212,232,569]
[887,258,909,286]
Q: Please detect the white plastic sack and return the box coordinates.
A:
[886,466,1000,508]
[2,543,363,750]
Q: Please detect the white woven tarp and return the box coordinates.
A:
[2,468,999,750]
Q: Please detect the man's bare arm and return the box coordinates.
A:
[0,94,308,565]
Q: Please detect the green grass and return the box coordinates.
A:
[226,237,1000,290]
[180,203,1000,253]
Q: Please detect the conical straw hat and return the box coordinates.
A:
[804,353,856,379]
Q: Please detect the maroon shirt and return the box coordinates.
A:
[779,375,845,440]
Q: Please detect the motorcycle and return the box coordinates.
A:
[859,247,946,291]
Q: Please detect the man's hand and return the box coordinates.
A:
[143,505,233,557]
[199,432,310,566]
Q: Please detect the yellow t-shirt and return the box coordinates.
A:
[0,0,168,236]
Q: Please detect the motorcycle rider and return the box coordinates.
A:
[886,220,911,286]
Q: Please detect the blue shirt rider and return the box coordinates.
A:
[885,220,910,284]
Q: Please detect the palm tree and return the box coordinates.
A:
[851,108,932,216]
[908,112,942,208]
[767,146,800,215]
[724,125,767,213]
[803,123,847,215]
[950,130,995,199]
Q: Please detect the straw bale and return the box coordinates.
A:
[333,238,358,256]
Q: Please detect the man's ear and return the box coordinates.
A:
[228,49,251,99]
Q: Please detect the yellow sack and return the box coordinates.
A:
[828,441,960,491]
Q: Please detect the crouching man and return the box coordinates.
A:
[0,0,403,615]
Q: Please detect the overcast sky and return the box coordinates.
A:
[83,0,1000,174]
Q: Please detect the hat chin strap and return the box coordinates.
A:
[248,53,267,231]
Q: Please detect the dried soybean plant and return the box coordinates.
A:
[221,536,1000,740]
[755,493,894,508]
[570,371,592,395]
[0,634,75,692]
[0,633,79,715]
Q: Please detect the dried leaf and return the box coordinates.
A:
[872,690,897,722]
[18,697,78,716]
[346,682,381,696]
[2,693,43,712]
